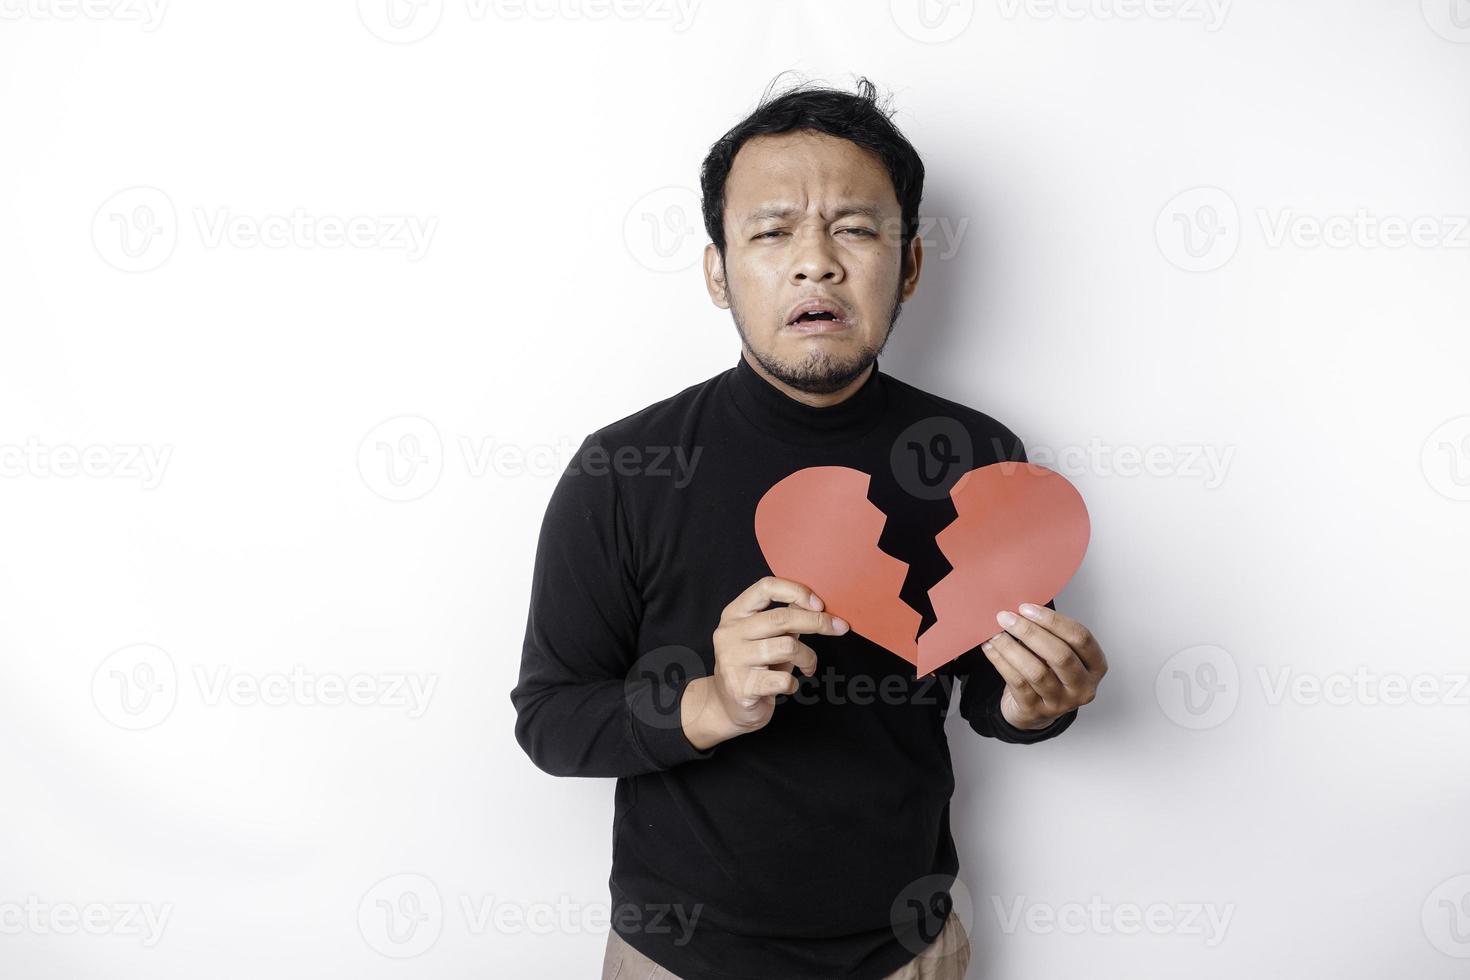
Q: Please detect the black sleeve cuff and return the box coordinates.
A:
[987,697,1078,744]
[626,670,720,770]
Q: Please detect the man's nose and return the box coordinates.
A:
[789,227,844,283]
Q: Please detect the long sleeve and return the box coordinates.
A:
[954,433,1078,744]
[510,432,718,777]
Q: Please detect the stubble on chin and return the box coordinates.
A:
[766,341,881,395]
[727,278,904,396]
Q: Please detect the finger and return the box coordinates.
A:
[750,667,801,699]
[738,604,849,641]
[999,686,1045,726]
[752,634,819,677]
[981,644,1045,713]
[731,664,800,703]
[1017,603,1107,675]
[984,630,1063,704]
[721,576,825,623]
[995,610,1091,690]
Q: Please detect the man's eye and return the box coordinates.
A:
[755,228,873,240]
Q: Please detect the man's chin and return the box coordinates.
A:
[765,349,876,395]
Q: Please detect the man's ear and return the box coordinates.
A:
[704,242,730,310]
[900,233,924,301]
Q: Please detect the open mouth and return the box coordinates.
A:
[788,311,850,334]
[786,299,851,330]
[792,311,841,324]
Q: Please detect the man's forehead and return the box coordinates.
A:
[739,201,889,224]
[725,133,897,219]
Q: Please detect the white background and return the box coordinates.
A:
[2,1,1468,977]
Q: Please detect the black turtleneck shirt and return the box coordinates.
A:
[510,355,1077,980]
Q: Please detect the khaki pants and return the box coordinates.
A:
[600,909,971,979]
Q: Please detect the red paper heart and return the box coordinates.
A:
[753,462,1090,676]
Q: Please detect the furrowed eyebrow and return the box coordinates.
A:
[742,203,885,228]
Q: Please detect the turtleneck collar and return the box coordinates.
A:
[726,352,890,447]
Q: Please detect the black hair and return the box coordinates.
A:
[699,73,926,269]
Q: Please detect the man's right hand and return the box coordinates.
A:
[682,576,850,750]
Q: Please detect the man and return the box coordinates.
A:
[511,76,1108,980]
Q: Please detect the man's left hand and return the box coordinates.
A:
[982,603,1108,731]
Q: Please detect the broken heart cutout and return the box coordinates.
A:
[753,462,1090,677]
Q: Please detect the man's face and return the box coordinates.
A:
[704,129,923,395]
